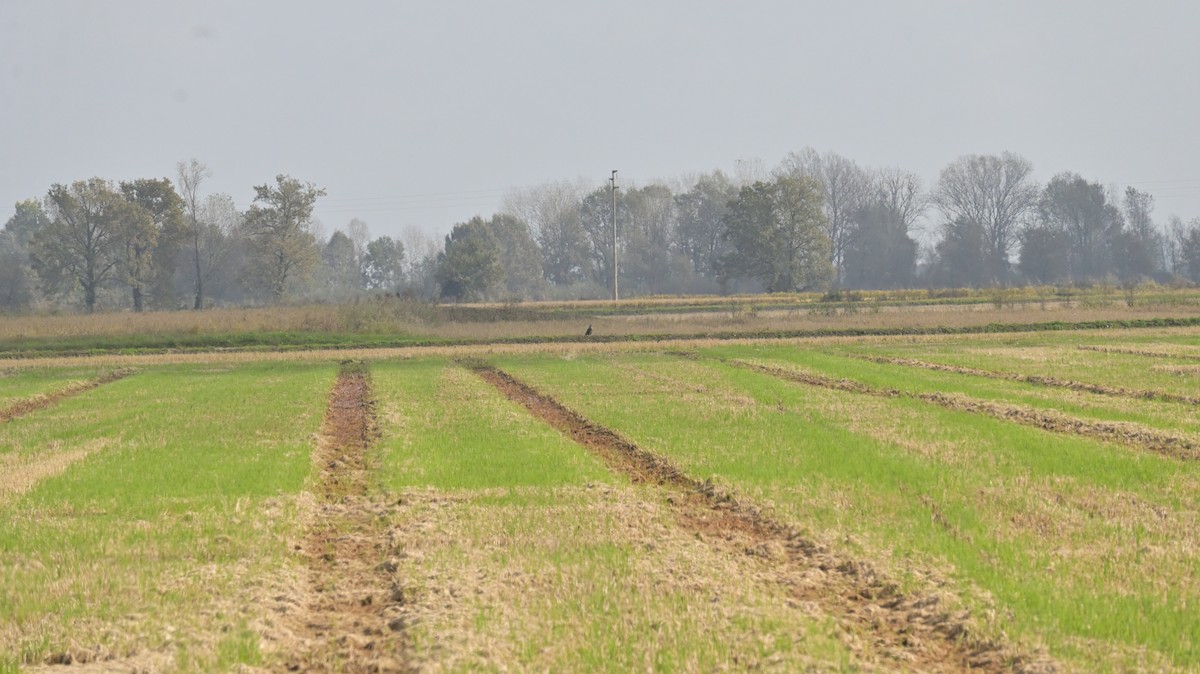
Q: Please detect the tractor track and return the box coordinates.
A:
[472,364,1055,674]
[854,354,1200,406]
[1077,345,1200,362]
[734,360,1200,462]
[285,363,411,674]
[0,369,134,424]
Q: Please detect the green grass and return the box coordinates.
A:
[496,349,1200,672]
[372,359,612,490]
[0,366,113,411]
[0,361,334,669]
[714,345,1200,438]
[371,358,856,671]
[828,331,1200,397]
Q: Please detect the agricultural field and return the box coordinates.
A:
[1,308,1199,672]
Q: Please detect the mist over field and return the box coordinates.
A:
[2,2,1199,314]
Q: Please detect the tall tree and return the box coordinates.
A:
[0,232,34,311]
[32,179,127,312]
[240,175,325,301]
[844,203,917,289]
[1018,224,1071,284]
[322,230,360,296]
[620,184,688,295]
[186,194,242,306]
[501,181,590,286]
[1119,187,1160,279]
[1037,173,1123,281]
[1181,218,1200,283]
[929,218,990,288]
[362,236,405,291]
[176,158,213,309]
[720,176,833,292]
[777,148,873,282]
[487,213,544,299]
[435,217,501,301]
[0,200,50,310]
[675,171,737,281]
[119,178,185,311]
[579,186,621,291]
[933,153,1039,283]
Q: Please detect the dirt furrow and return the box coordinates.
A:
[1077,345,1200,362]
[856,354,1200,406]
[736,360,1200,461]
[0,369,134,423]
[472,364,1053,674]
[285,363,410,673]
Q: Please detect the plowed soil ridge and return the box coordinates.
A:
[857,354,1200,406]
[472,365,1055,674]
[0,369,134,423]
[287,364,410,673]
[736,360,1200,461]
[1077,345,1200,362]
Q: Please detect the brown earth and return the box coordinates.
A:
[0,369,134,424]
[472,365,1057,674]
[280,363,411,673]
[857,354,1200,406]
[736,360,1200,462]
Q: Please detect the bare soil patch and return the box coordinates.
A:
[472,365,1055,674]
[738,361,1200,462]
[0,369,133,423]
[280,363,411,673]
[858,354,1200,406]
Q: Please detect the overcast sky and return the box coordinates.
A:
[3,0,1199,244]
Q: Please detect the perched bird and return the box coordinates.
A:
[585,324,593,336]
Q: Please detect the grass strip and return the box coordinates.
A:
[1,316,1199,360]
[498,351,1200,671]
[473,363,1047,674]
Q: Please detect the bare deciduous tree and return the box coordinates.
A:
[933,152,1039,283]
[176,159,213,309]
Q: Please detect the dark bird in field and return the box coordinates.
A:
[585,324,593,336]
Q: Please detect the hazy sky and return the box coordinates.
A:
[3,1,1199,243]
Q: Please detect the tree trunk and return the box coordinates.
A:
[193,242,204,310]
[132,285,143,312]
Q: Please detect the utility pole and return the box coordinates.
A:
[610,170,619,302]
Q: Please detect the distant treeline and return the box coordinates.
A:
[3,150,1200,312]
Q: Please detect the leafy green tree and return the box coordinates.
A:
[720,176,833,292]
[1038,173,1123,281]
[928,218,990,288]
[579,187,620,290]
[488,213,544,298]
[778,149,873,282]
[1118,187,1161,280]
[435,217,502,301]
[1018,224,1071,284]
[675,171,737,281]
[240,175,325,301]
[32,178,127,312]
[322,230,360,296]
[1182,219,1200,283]
[620,184,691,295]
[0,200,50,310]
[362,236,405,290]
[843,202,916,289]
[120,178,185,310]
